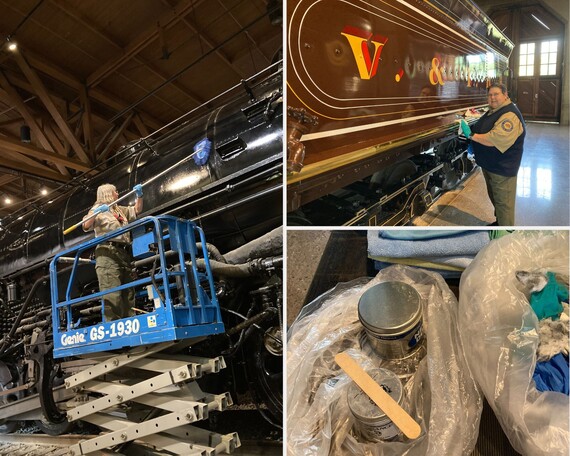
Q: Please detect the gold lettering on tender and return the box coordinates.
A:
[341,26,388,80]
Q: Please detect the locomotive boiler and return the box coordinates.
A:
[287,0,514,225]
[0,62,283,453]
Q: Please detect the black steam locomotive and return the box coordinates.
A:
[0,62,283,450]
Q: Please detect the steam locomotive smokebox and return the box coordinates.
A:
[358,281,424,359]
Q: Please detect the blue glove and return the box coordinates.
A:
[133,184,143,198]
[94,204,110,214]
[460,119,472,138]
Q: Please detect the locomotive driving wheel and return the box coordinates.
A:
[0,360,21,433]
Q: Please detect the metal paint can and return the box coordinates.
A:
[347,368,403,442]
[358,281,423,359]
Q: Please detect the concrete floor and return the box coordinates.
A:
[286,230,331,327]
[413,122,569,226]
[413,168,495,226]
[515,122,570,226]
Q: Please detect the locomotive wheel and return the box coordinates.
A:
[35,416,73,436]
[32,339,73,436]
[36,357,73,435]
[0,419,19,434]
[247,326,283,425]
[0,361,20,434]
[376,159,418,193]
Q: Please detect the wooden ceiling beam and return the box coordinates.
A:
[3,72,149,166]
[157,0,248,79]
[79,85,95,162]
[20,50,164,131]
[0,145,61,174]
[133,113,150,137]
[215,0,271,65]
[86,0,206,88]
[0,133,91,172]
[12,48,92,166]
[42,121,72,168]
[50,0,203,107]
[3,3,175,126]
[98,111,135,162]
[0,175,18,187]
[0,70,70,177]
[0,167,68,190]
[0,117,24,127]
[6,72,152,141]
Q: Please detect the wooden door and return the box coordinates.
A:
[489,5,564,122]
[516,39,561,120]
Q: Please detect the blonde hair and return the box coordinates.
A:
[96,184,117,204]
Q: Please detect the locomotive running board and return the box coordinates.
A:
[66,345,239,455]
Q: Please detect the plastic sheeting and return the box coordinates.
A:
[459,231,569,456]
[287,265,482,455]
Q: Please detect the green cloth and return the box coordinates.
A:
[488,230,515,240]
[530,272,569,320]
[460,119,472,137]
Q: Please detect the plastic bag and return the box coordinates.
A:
[287,265,482,455]
[458,231,569,455]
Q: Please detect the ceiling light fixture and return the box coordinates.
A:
[5,35,17,52]
[20,125,31,143]
[40,188,48,196]
[531,14,551,30]
[4,197,12,205]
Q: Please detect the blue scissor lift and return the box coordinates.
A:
[51,215,224,358]
[49,216,239,455]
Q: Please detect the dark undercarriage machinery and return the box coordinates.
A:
[0,63,283,455]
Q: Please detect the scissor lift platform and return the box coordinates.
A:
[51,216,224,358]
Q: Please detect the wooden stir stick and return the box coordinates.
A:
[335,351,421,439]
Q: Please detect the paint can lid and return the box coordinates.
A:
[358,282,422,336]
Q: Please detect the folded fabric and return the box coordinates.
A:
[368,230,490,259]
[530,272,569,320]
[369,255,473,270]
[533,353,569,395]
[372,260,463,279]
[378,230,468,240]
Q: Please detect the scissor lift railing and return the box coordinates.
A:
[51,215,224,358]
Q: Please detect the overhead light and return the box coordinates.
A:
[531,14,551,30]
[20,125,31,143]
[7,42,17,51]
[40,188,48,196]
[4,197,12,204]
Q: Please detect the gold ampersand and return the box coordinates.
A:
[429,57,444,85]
